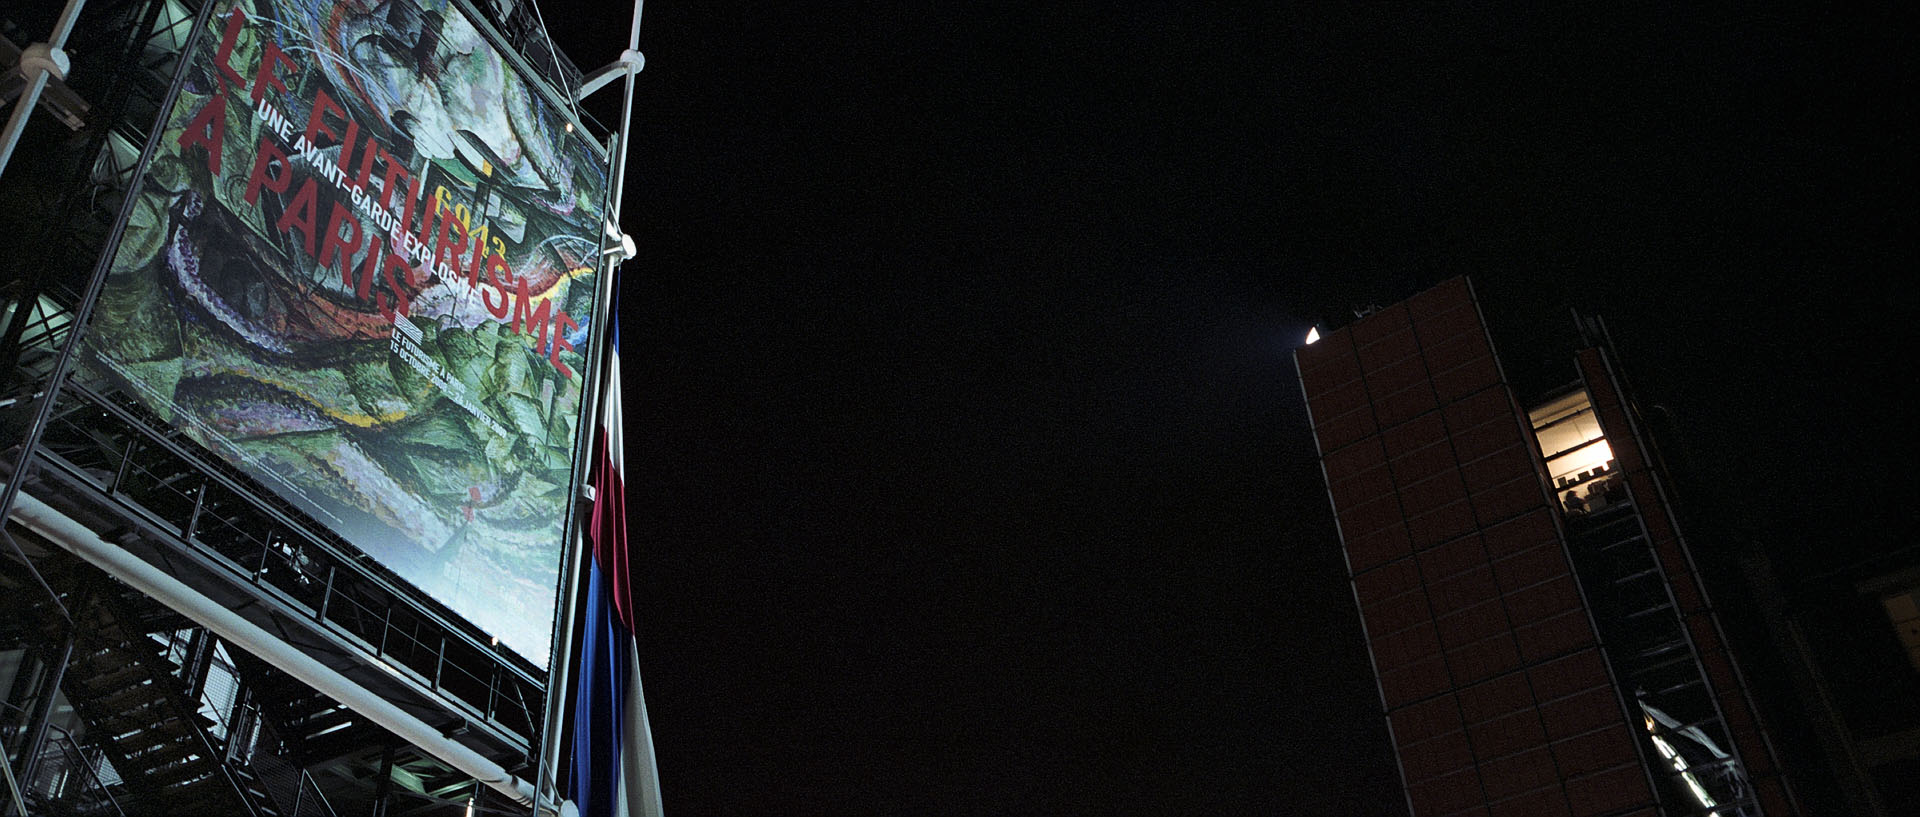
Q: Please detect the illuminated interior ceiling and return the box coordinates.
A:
[1882,589,1920,675]
[1528,388,1618,503]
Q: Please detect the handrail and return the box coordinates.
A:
[29,382,543,752]
[250,706,340,817]
[0,736,27,817]
[41,723,128,817]
[89,589,272,817]
[14,491,541,806]
[0,700,125,816]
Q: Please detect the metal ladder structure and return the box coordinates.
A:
[1564,498,1760,816]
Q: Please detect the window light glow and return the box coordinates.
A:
[1648,732,1719,809]
[1549,439,1614,484]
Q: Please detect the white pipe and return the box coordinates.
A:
[0,0,86,179]
[8,492,538,807]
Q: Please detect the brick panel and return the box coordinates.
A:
[1418,535,1490,583]
[1402,470,1470,520]
[1409,500,1478,551]
[1412,300,1484,348]
[1433,352,1502,405]
[1322,436,1387,484]
[1654,537,1690,577]
[1488,785,1572,817]
[1527,649,1612,704]
[1358,326,1422,372]
[1667,569,1704,614]
[1373,621,1442,672]
[1330,463,1398,513]
[1458,443,1533,494]
[1482,509,1557,560]
[1418,329,1489,374]
[1492,542,1572,592]
[1629,478,1668,535]
[1503,575,1583,625]
[1516,609,1597,662]
[1378,383,1442,428]
[1686,614,1725,656]
[1563,762,1655,817]
[1381,655,1453,708]
[1539,686,1626,742]
[1351,303,1413,346]
[1469,474,1545,526]
[1346,525,1415,573]
[1391,693,1464,744]
[1368,354,1432,398]
[1549,724,1640,779]
[1354,557,1422,603]
[1444,390,1521,454]
[1307,375,1371,427]
[1364,590,1433,643]
[1456,672,1532,725]
[1392,441,1460,489]
[1384,411,1449,460]
[1701,647,1740,694]
[1314,406,1379,453]
[1407,765,1484,817]
[1429,566,1500,616]
[1735,725,1778,778]
[1447,418,1523,466]
[1468,708,1549,760]
[1757,779,1794,816]
[1339,495,1404,544]
[1448,633,1523,685]
[1400,727,1476,785]
[1478,746,1558,800]
[1295,331,1361,389]
[1436,601,1513,651]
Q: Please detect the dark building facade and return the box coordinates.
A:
[1295,277,1796,817]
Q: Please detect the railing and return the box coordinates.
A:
[0,701,126,817]
[28,381,543,752]
[248,714,339,817]
[28,726,128,817]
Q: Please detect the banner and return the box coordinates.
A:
[81,0,610,667]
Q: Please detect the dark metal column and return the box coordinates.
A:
[7,628,74,812]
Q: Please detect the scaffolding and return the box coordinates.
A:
[2,0,631,812]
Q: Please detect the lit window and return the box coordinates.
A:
[1881,590,1920,675]
[1528,389,1622,514]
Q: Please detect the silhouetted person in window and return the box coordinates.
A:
[1563,490,1587,516]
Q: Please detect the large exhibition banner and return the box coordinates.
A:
[82,0,610,668]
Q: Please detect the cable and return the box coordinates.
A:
[521,0,585,125]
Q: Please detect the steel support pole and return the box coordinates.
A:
[532,3,645,813]
[2,0,214,564]
[9,631,75,811]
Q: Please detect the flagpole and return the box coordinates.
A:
[534,1,646,812]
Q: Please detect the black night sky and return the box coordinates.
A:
[542,4,1912,815]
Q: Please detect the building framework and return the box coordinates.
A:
[1296,277,1797,817]
[2,0,644,814]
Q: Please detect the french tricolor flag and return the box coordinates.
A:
[568,318,664,816]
